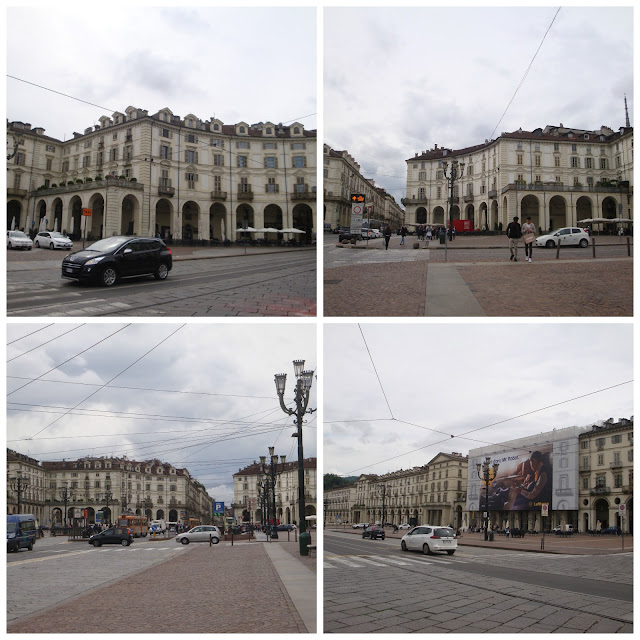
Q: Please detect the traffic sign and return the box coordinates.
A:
[82,208,91,217]
[619,504,626,512]
[214,501,224,515]
[351,193,365,203]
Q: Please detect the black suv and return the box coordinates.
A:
[88,527,133,547]
[62,236,172,287]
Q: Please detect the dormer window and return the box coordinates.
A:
[584,133,589,140]
[266,127,272,134]
[213,123,219,131]
[294,127,300,134]
[188,119,193,127]
[239,126,245,134]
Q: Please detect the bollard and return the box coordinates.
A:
[299,530,311,556]
[627,236,631,257]
[555,238,561,260]
[592,237,596,259]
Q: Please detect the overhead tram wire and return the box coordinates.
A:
[26,324,185,440]
[6,376,283,401]
[6,324,55,346]
[487,7,561,141]
[6,324,86,363]
[6,324,132,398]
[358,324,394,420]
[343,379,633,474]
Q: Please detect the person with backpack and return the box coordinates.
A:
[506,216,522,262]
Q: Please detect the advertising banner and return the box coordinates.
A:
[478,444,553,511]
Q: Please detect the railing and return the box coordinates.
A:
[610,461,623,469]
[589,486,610,495]
[401,196,428,205]
[158,185,175,196]
[291,187,316,201]
[7,188,28,197]
[236,187,254,200]
[463,194,474,202]
[501,182,629,195]
[488,189,497,198]
[30,178,143,197]
[210,190,227,200]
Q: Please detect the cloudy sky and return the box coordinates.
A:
[324,323,633,477]
[6,7,316,141]
[324,6,634,204]
[7,323,317,505]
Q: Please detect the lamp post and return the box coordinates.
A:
[274,359,315,555]
[378,484,387,528]
[102,491,114,526]
[9,470,29,514]
[257,475,267,529]
[476,456,499,541]
[443,157,465,261]
[263,447,286,539]
[58,483,75,528]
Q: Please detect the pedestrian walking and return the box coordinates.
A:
[426,227,432,241]
[522,216,536,262]
[506,216,522,261]
[383,225,392,250]
[400,226,407,245]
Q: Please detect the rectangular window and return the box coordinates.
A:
[293,155,306,168]
[265,156,277,169]
[628,449,633,462]
[237,155,247,168]
[600,158,608,170]
[13,173,21,189]
[295,177,305,192]
[46,144,56,152]
[582,476,589,490]
[266,177,278,193]
[436,186,441,199]
[15,152,25,166]
[517,154,523,165]
[236,141,249,149]
[418,187,426,198]
[534,155,541,166]
[82,155,91,168]
[211,139,224,148]
[597,454,604,465]
[554,156,561,167]
[517,174,524,182]
[62,160,69,172]
[571,144,577,152]
[84,139,92,149]
[571,156,579,168]
[213,154,224,166]
[616,156,621,167]
[587,176,594,186]
[535,175,541,183]
[585,157,593,169]
[612,434,622,444]
[185,172,196,189]
[239,177,250,192]
[46,158,53,171]
[614,473,623,488]
[263,142,276,150]
[161,128,171,138]
[110,148,118,161]
[185,150,197,163]
[213,175,221,191]
[291,142,306,150]
[467,165,473,176]
[160,169,170,188]
[187,134,197,144]
[554,143,560,151]
[418,171,426,180]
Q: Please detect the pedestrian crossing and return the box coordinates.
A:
[324,553,463,570]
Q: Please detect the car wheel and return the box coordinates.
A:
[401,540,407,551]
[181,538,190,544]
[100,266,118,287]
[545,240,555,248]
[154,262,169,280]
[212,537,220,544]
[8,242,13,249]
[35,241,40,248]
[27,542,33,551]
[93,540,102,547]
[447,550,455,555]
[27,246,32,250]
[579,238,588,248]
[50,242,55,249]
[121,539,130,546]
[423,543,432,555]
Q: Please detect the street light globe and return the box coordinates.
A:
[293,360,305,378]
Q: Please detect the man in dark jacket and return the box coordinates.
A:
[383,226,392,250]
[506,216,522,262]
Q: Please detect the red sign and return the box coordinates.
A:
[82,208,91,217]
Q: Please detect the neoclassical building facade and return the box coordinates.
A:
[7,107,316,243]
[231,457,317,526]
[324,452,469,529]
[6,450,213,528]
[403,123,633,232]
[323,144,404,231]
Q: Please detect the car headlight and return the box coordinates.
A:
[84,257,105,266]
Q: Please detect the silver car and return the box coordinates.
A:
[35,231,73,250]
[400,525,457,555]
[535,227,590,248]
[175,525,221,545]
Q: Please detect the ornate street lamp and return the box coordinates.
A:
[58,483,75,528]
[102,491,114,526]
[9,470,29,514]
[476,456,499,541]
[443,158,465,260]
[275,359,315,555]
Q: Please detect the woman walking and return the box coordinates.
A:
[522,216,536,262]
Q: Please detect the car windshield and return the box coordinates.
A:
[10,231,27,238]
[7,522,18,534]
[49,232,66,238]
[85,237,127,252]
[434,527,454,537]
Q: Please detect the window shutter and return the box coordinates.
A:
[169,148,172,160]
[195,173,198,182]
[185,151,189,162]
[195,152,199,164]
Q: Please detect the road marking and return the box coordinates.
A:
[8,549,93,566]
[326,556,366,568]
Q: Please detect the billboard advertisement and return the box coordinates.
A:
[478,445,553,511]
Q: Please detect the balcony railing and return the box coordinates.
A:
[30,178,143,197]
[401,196,428,205]
[488,189,497,198]
[7,187,28,198]
[610,461,623,469]
[237,187,254,201]
[291,187,316,201]
[589,486,610,495]
[501,182,629,195]
[463,194,474,203]
[210,190,227,200]
[158,185,175,197]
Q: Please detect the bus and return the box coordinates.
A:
[117,515,149,538]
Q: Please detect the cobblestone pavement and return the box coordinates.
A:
[324,258,632,316]
[324,532,632,633]
[8,251,316,317]
[8,542,307,633]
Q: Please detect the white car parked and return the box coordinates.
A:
[7,230,33,250]
[397,523,412,529]
[34,231,73,250]
[400,525,457,555]
[175,525,221,545]
[535,227,590,248]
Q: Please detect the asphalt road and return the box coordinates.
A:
[324,531,633,633]
[7,252,316,316]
